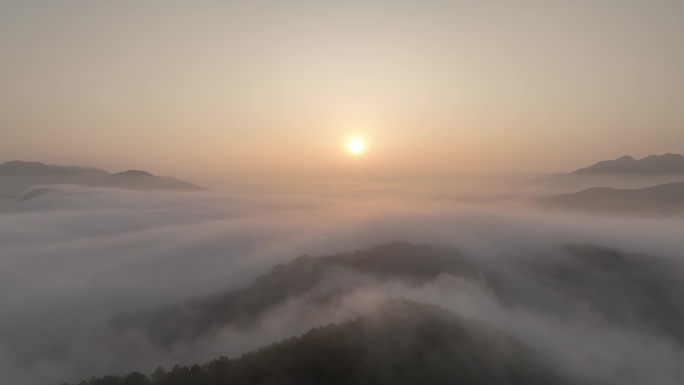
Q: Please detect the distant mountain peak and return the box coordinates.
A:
[649,153,684,159]
[0,161,204,194]
[0,160,80,176]
[2,160,44,166]
[112,170,155,178]
[572,153,684,175]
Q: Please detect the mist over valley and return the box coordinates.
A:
[3,1,684,383]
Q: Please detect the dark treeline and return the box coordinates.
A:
[111,242,477,347]
[61,300,574,385]
[114,241,684,350]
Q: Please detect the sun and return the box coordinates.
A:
[346,138,366,156]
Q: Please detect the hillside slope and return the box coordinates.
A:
[537,181,684,214]
[65,300,576,385]
[0,161,204,199]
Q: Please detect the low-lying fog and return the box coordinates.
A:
[2,177,683,385]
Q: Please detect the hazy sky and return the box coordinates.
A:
[1,0,683,182]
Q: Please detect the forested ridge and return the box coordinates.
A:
[62,300,574,385]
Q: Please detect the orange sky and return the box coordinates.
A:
[1,1,683,184]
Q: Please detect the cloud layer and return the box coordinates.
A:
[1,183,684,384]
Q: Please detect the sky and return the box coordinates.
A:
[1,0,683,183]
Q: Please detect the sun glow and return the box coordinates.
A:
[346,138,366,156]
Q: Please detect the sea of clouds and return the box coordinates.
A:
[2,181,684,385]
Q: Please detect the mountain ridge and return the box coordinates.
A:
[59,241,684,385]
[527,153,684,191]
[572,153,684,175]
[0,160,98,177]
[63,299,575,385]
[537,181,684,214]
[0,160,205,196]
[113,241,684,351]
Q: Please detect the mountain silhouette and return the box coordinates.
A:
[111,170,155,178]
[572,154,684,175]
[0,161,204,199]
[537,181,684,215]
[101,169,204,191]
[0,160,107,177]
[528,154,684,192]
